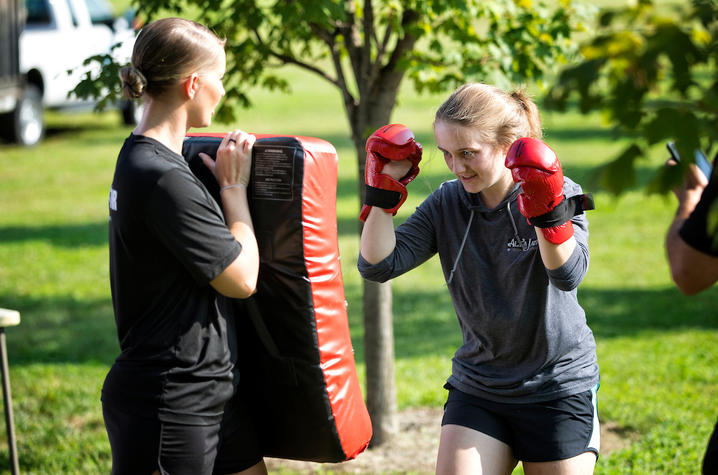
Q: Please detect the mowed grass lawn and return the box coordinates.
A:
[0,63,716,474]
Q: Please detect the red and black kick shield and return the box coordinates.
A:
[183,133,372,463]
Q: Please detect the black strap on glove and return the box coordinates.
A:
[528,194,595,229]
[364,185,403,210]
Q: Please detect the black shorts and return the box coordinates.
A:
[212,394,263,474]
[103,396,262,475]
[441,384,600,463]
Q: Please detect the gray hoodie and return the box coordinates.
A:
[358,178,599,403]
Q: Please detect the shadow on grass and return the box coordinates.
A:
[1,283,715,367]
[0,293,118,366]
[580,286,718,338]
[43,108,127,139]
[0,222,108,247]
[347,284,718,363]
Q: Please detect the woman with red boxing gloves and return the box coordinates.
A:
[358,83,599,474]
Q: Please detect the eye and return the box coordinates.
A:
[462,150,475,159]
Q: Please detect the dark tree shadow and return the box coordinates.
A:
[0,293,118,366]
[0,222,108,248]
[345,284,718,363]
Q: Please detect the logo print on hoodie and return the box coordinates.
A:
[507,236,538,252]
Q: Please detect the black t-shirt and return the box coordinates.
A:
[102,134,242,425]
[680,168,718,257]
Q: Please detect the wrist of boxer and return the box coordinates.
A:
[359,204,395,222]
[359,176,409,221]
[220,183,248,193]
[537,222,575,245]
[364,183,405,212]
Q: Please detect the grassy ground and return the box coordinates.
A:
[0,56,716,475]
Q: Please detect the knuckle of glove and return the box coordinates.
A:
[368,123,416,148]
[505,137,560,173]
[366,123,422,161]
[368,138,417,161]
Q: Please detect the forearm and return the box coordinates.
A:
[536,231,576,270]
[537,212,590,290]
[665,214,687,286]
[223,185,258,267]
[212,186,259,297]
[360,207,397,264]
[665,206,718,295]
[665,204,692,268]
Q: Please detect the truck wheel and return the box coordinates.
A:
[120,99,143,125]
[0,85,44,146]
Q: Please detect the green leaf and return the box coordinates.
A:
[590,143,644,195]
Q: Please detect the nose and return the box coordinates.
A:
[447,155,465,174]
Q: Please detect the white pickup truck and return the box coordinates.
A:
[15,0,138,144]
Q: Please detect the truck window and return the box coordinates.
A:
[25,0,52,25]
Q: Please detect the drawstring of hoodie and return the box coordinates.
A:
[507,200,529,251]
[446,199,527,285]
[447,209,475,285]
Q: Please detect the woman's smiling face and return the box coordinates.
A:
[434,119,512,196]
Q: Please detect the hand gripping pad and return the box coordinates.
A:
[359,124,422,221]
[183,133,372,463]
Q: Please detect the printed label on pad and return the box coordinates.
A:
[252,146,295,201]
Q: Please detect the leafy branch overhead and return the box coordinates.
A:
[205,1,585,123]
[545,0,718,195]
[77,0,588,142]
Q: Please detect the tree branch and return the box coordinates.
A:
[321,27,359,127]
[361,0,374,97]
[252,28,341,90]
[378,20,393,63]
[339,0,362,91]
[383,9,420,75]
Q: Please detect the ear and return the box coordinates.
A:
[184,73,199,100]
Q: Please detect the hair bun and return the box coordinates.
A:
[119,65,147,99]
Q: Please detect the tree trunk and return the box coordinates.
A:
[354,137,399,447]
[351,102,399,447]
[347,67,407,445]
[362,278,397,445]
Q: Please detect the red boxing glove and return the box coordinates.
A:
[506,137,591,245]
[359,124,423,222]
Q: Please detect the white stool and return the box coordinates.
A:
[0,309,20,475]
